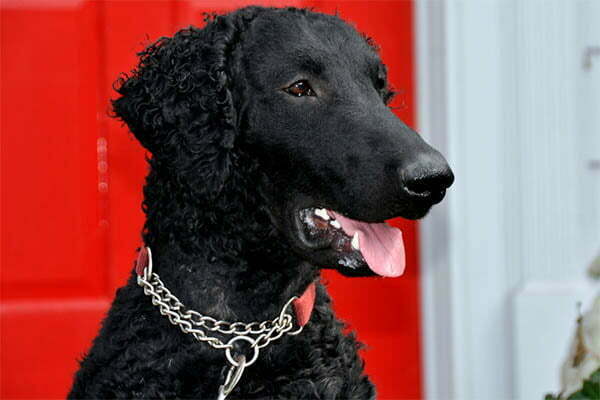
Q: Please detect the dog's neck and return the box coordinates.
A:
[139,166,319,323]
[145,241,318,322]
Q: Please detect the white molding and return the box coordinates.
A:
[416,2,455,399]
[418,1,518,398]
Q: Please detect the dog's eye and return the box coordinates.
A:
[284,80,315,97]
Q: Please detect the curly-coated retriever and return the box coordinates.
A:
[69,6,453,399]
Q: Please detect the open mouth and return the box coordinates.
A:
[296,208,405,277]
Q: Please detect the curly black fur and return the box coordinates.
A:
[70,6,452,399]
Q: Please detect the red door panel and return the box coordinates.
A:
[1,300,108,398]
[1,2,421,398]
[1,1,175,398]
[1,2,110,397]
[1,2,105,301]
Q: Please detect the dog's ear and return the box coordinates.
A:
[112,9,260,200]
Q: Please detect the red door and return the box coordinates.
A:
[1,1,420,398]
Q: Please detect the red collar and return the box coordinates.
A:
[292,282,316,327]
[135,247,315,327]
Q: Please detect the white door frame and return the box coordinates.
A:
[416,1,600,399]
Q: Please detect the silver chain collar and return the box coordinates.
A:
[136,247,304,399]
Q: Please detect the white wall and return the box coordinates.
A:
[416,1,600,399]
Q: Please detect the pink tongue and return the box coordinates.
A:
[331,212,406,277]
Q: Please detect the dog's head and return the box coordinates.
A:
[114,7,453,278]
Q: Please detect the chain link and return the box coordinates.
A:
[136,247,303,355]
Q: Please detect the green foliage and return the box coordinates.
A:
[546,369,600,400]
[572,368,600,400]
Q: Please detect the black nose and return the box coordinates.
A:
[400,154,454,204]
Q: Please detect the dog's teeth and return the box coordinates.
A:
[330,220,341,229]
[314,208,330,220]
[351,232,360,251]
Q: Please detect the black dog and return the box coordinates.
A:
[70,6,453,399]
